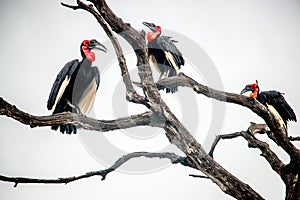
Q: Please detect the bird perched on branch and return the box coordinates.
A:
[47,39,107,134]
[240,80,297,132]
[143,22,184,93]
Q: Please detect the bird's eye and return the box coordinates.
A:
[83,40,90,46]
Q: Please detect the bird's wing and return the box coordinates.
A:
[92,67,100,89]
[260,91,297,122]
[77,66,100,114]
[47,59,79,110]
[159,36,185,71]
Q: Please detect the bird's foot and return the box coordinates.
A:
[66,101,83,115]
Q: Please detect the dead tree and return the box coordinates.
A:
[0,0,299,199]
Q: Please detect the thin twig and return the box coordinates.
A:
[189,174,210,179]
[289,136,300,141]
[0,152,188,187]
[209,123,286,177]
[208,132,243,158]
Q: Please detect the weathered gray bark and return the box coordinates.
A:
[0,0,299,199]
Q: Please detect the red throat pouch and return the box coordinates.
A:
[146,32,154,42]
[250,88,259,99]
[82,46,95,62]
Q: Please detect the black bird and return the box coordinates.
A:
[143,22,185,93]
[47,39,107,134]
[240,80,297,132]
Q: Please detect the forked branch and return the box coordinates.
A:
[209,123,285,176]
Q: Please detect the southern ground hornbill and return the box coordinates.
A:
[47,39,107,134]
[143,22,185,93]
[240,80,297,132]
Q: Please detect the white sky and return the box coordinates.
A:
[1,0,300,199]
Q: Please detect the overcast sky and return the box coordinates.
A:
[1,0,300,199]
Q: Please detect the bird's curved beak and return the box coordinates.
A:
[142,22,157,32]
[240,85,253,95]
[88,40,108,53]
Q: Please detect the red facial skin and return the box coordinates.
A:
[250,83,259,99]
[81,40,95,62]
[146,26,161,42]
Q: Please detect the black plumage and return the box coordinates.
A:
[240,82,297,128]
[47,39,106,134]
[257,91,297,123]
[143,22,184,93]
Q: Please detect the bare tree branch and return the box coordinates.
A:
[0,152,190,187]
[1,0,298,199]
[78,2,267,199]
[208,132,243,158]
[2,93,264,198]
[289,136,300,141]
[0,0,270,199]
[157,73,300,160]
[158,72,300,199]
[189,174,210,179]
[209,123,286,178]
[208,122,300,199]
[0,97,163,132]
